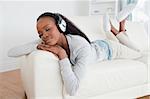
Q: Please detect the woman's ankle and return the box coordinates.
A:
[119,20,126,32]
[111,28,119,36]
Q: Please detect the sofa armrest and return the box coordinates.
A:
[20,50,63,99]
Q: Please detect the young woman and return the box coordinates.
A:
[8,12,141,96]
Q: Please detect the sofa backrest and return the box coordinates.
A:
[68,16,107,41]
[125,21,148,51]
[68,16,148,51]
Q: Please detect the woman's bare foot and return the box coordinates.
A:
[110,19,127,36]
[110,22,119,36]
[119,19,126,32]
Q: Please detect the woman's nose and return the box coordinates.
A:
[42,32,48,39]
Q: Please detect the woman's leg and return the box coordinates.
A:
[104,19,142,59]
[105,39,142,59]
[110,20,140,51]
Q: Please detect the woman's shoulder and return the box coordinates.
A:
[66,34,91,48]
[66,34,90,44]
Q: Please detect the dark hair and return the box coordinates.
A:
[37,12,91,43]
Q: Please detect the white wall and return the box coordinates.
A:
[0,0,89,72]
[146,0,150,34]
[0,2,5,71]
[145,0,150,50]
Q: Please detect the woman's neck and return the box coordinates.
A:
[57,34,70,55]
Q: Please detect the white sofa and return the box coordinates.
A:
[20,16,150,99]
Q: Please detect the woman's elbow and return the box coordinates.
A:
[67,82,79,96]
[7,49,16,57]
[69,87,79,96]
[7,48,26,57]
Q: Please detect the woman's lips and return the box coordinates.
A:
[42,38,52,45]
[42,38,49,43]
[45,40,51,44]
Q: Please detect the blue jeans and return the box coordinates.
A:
[95,40,112,60]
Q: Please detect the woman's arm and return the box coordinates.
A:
[8,39,42,57]
[37,42,91,95]
[59,46,91,96]
[37,43,91,95]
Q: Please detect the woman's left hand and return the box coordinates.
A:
[37,43,68,60]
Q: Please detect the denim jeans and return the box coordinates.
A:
[95,40,112,60]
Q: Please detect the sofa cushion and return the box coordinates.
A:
[76,59,147,97]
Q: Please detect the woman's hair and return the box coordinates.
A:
[37,12,91,43]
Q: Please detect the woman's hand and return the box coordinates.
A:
[37,43,68,60]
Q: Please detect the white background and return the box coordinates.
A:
[0,0,89,72]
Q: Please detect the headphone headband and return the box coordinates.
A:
[37,12,67,33]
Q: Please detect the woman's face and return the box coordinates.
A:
[37,17,61,45]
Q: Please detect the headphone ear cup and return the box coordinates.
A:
[58,19,66,32]
[56,14,66,32]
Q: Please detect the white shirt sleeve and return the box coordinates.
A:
[8,39,41,57]
[59,46,91,96]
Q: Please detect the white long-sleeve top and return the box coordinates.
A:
[8,34,110,95]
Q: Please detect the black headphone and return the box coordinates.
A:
[54,13,67,33]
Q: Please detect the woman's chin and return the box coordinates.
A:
[46,42,56,46]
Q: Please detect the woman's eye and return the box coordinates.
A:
[45,28,50,32]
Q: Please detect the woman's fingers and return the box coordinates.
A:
[37,44,59,54]
[37,44,43,49]
[46,46,59,54]
[37,43,49,49]
[37,44,67,59]
[37,44,66,56]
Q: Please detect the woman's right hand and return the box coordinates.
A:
[37,42,68,60]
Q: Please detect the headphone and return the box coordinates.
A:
[55,13,67,33]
